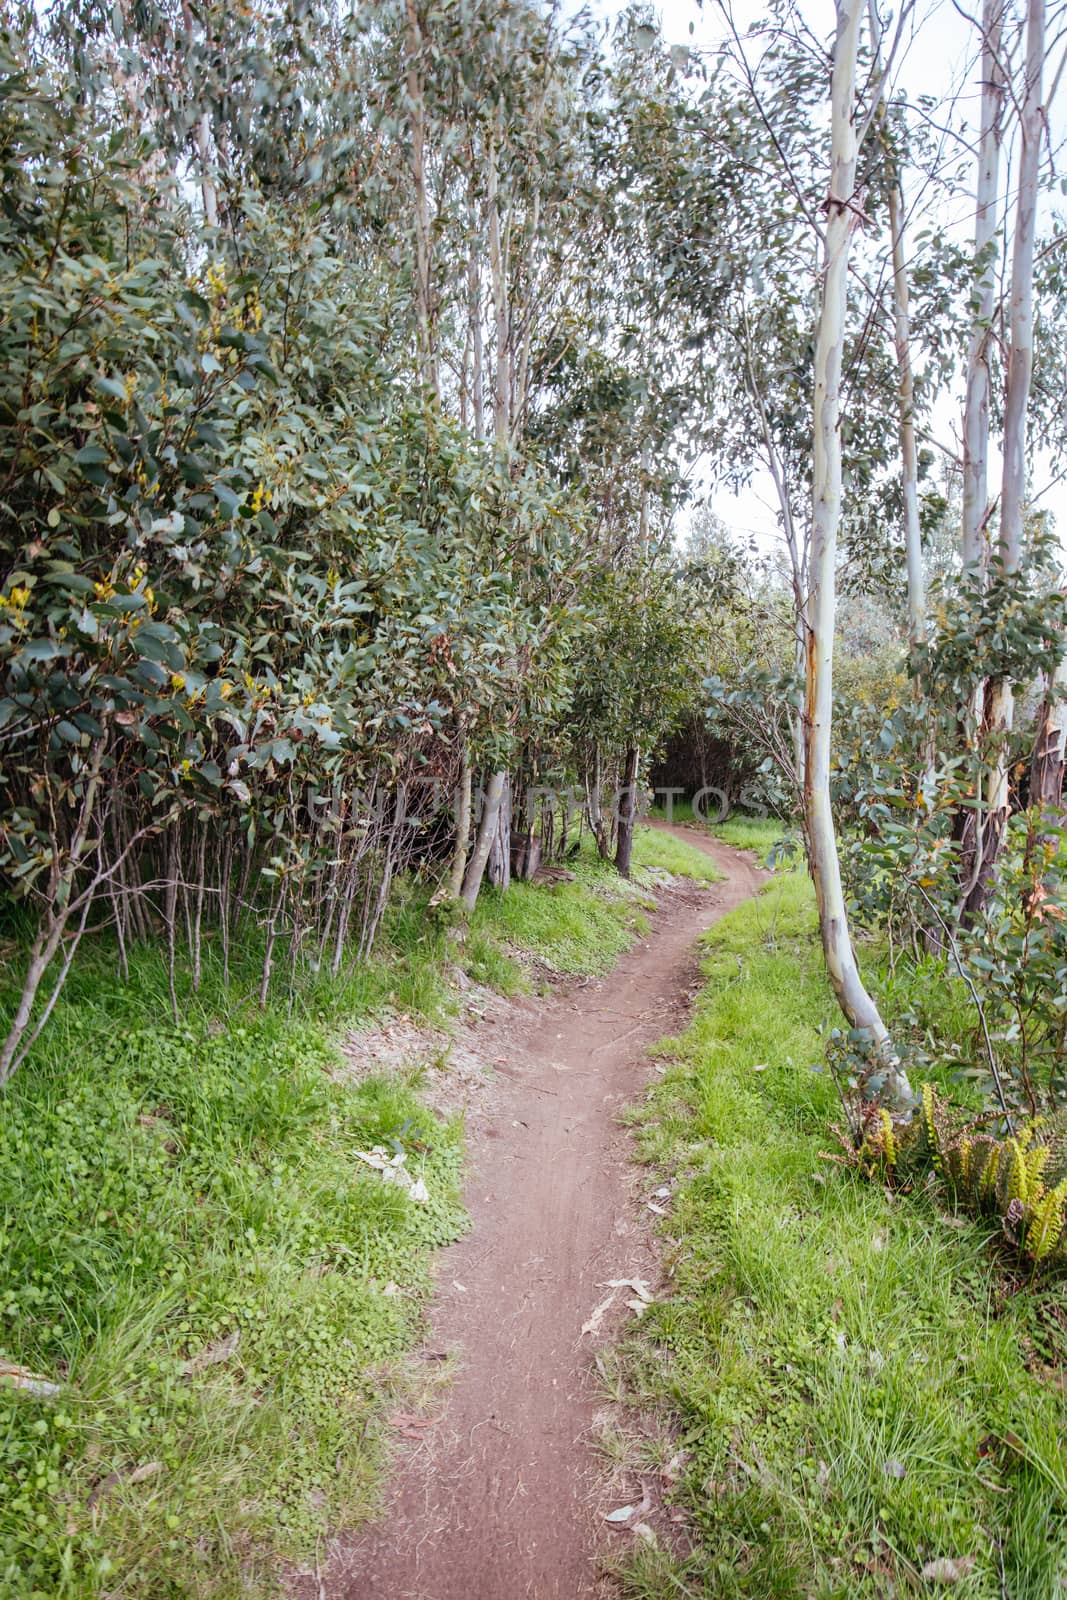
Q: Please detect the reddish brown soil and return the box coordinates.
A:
[314,825,763,1600]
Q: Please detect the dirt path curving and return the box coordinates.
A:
[314,825,764,1600]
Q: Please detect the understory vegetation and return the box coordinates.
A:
[2,0,1067,1592]
[0,821,708,1598]
[613,847,1067,1600]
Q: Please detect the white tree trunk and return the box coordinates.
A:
[967,0,1045,914]
[405,0,437,400]
[804,0,908,1103]
[887,179,924,648]
[961,0,1006,573]
[487,124,510,449]
[461,772,506,912]
[182,0,218,227]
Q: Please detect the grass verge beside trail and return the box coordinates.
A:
[0,889,467,1600]
[632,824,724,884]
[648,801,789,861]
[613,866,1067,1600]
[465,823,722,988]
[0,826,718,1599]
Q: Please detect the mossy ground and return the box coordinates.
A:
[610,864,1067,1600]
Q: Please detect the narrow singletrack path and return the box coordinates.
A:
[327,825,764,1600]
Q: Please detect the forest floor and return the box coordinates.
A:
[298,824,766,1600]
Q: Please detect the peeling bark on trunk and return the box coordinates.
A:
[487,777,511,890]
[803,0,909,1105]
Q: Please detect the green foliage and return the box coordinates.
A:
[836,1078,1067,1267]
[0,14,595,1067]
[611,874,1067,1600]
[0,932,465,1599]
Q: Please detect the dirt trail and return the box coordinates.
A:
[320,825,764,1600]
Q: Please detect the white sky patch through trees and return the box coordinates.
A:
[597,0,1067,561]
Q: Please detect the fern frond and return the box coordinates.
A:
[1025,1179,1067,1263]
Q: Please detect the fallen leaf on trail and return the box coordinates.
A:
[662,1450,690,1483]
[581,1292,617,1338]
[920,1556,976,1584]
[625,1297,650,1317]
[603,1278,654,1302]
[604,1487,651,1526]
[452,1281,467,1293]
[631,1521,657,1544]
[129,1460,162,1485]
[388,1412,432,1440]
[604,1505,638,1524]
[653,1186,671,1199]
[0,1362,62,1398]
[646,1201,668,1216]
[182,1329,239,1376]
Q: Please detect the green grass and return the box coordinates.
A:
[0,845,676,1598]
[0,892,468,1599]
[711,812,789,857]
[470,845,649,979]
[467,824,726,984]
[631,823,724,883]
[648,799,791,862]
[612,869,1067,1600]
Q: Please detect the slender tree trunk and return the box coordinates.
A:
[955,0,1007,899]
[487,123,510,450]
[461,771,506,912]
[405,0,437,400]
[803,0,909,1104]
[0,737,108,1086]
[887,180,924,649]
[615,745,639,879]
[468,237,485,442]
[964,0,1045,919]
[1031,654,1067,816]
[961,0,1006,574]
[448,745,473,900]
[586,746,610,859]
[182,0,218,227]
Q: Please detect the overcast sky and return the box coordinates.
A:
[598,0,1067,557]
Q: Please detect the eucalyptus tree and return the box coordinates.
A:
[963,0,1049,915]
